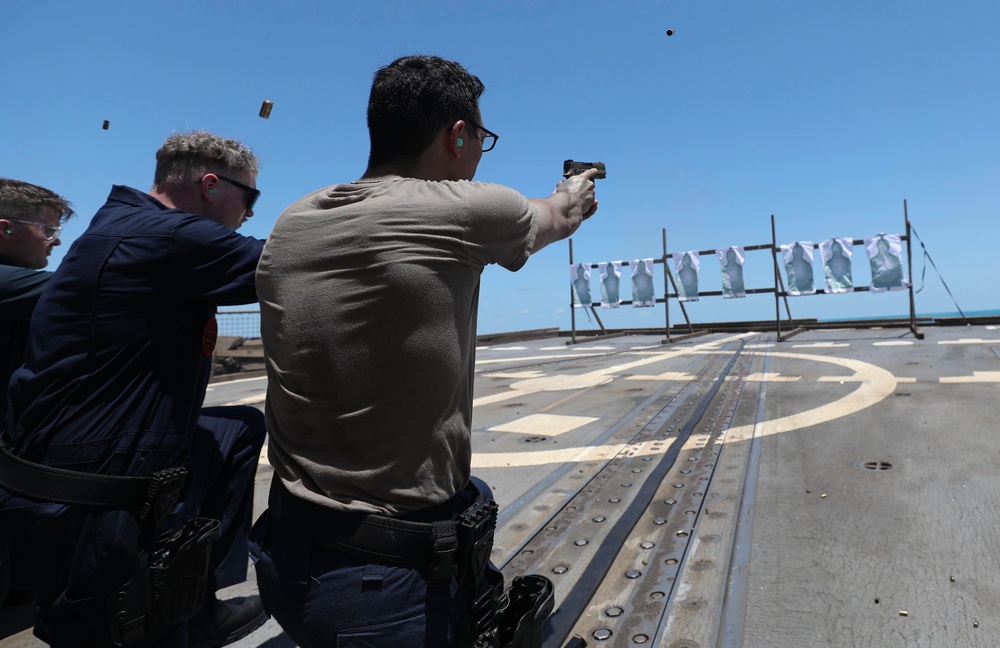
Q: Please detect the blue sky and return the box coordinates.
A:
[3,1,998,334]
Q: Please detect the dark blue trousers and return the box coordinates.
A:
[250,478,498,648]
[0,405,265,647]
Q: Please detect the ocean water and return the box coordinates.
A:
[825,308,1000,323]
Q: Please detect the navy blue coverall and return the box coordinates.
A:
[0,185,266,647]
[0,262,51,607]
[0,263,51,423]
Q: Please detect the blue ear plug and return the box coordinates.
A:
[457,138,463,147]
[208,189,215,195]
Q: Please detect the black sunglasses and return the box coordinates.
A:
[195,174,260,211]
[447,118,499,152]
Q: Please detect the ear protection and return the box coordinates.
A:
[457,138,463,148]
[208,189,215,195]
[3,229,10,235]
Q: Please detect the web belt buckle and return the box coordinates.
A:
[138,467,188,527]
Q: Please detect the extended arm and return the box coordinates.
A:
[528,168,599,254]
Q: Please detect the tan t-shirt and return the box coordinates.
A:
[257,178,540,514]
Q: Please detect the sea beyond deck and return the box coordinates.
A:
[4,324,1000,647]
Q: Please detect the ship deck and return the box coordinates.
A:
[4,324,1000,647]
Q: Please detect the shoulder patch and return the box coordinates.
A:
[202,317,218,356]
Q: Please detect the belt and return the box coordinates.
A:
[0,447,186,526]
[268,478,496,581]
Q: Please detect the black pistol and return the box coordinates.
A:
[562,160,606,180]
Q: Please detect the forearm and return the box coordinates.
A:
[527,169,599,254]
[528,194,586,254]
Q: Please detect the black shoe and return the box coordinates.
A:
[189,595,268,648]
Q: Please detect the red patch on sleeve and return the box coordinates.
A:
[202,317,218,356]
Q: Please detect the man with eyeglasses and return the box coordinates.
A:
[252,55,599,647]
[1,132,268,647]
[0,178,73,410]
[0,177,74,613]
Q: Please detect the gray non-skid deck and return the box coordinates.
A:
[4,325,999,647]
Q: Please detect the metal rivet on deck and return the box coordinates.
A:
[604,606,624,617]
[632,469,643,474]
[651,591,665,599]
[593,628,613,641]
[653,518,667,525]
[609,498,621,503]
[625,570,642,579]
[673,483,685,488]
[552,565,569,574]
[640,541,655,549]
[622,482,633,488]
[575,539,589,546]
[665,499,676,505]
[676,530,689,537]
[593,516,606,523]
[680,469,691,475]
[633,634,650,644]
[665,558,678,565]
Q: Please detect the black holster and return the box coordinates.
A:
[471,574,555,648]
[456,498,554,648]
[109,517,221,646]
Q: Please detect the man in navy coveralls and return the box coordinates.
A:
[1,131,268,647]
[0,178,74,610]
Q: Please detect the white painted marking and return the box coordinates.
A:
[478,346,528,352]
[473,349,899,468]
[472,391,526,407]
[488,371,545,379]
[624,372,693,381]
[488,413,598,436]
[873,341,915,346]
[743,372,801,382]
[756,352,897,437]
[486,336,752,396]
[939,339,1000,345]
[476,353,607,365]
[509,373,613,392]
[940,371,1000,384]
[539,345,616,351]
[792,342,850,348]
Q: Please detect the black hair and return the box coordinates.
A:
[367,55,485,168]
